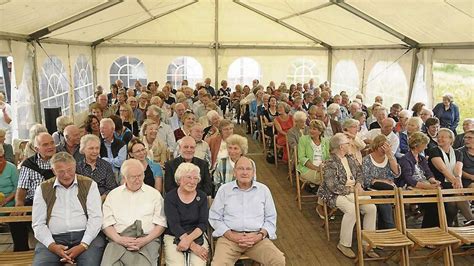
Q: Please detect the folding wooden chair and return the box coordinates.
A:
[354,189,413,265]
[0,206,34,265]
[398,188,460,266]
[294,148,317,210]
[322,201,339,241]
[439,187,474,257]
[286,138,294,186]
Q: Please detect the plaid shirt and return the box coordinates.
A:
[76,158,118,195]
[213,157,256,193]
[17,154,52,201]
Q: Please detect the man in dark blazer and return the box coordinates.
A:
[164,136,212,196]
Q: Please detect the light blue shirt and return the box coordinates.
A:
[102,140,127,174]
[32,176,103,247]
[209,180,277,239]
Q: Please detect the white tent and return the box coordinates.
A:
[0,0,473,137]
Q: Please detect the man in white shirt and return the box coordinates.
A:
[365,118,399,155]
[169,103,186,131]
[32,152,103,265]
[102,159,167,265]
[0,92,12,144]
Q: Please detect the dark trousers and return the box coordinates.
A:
[9,199,33,251]
[421,202,457,228]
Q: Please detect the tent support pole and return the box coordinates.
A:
[327,48,333,84]
[31,42,42,123]
[28,0,123,41]
[214,0,219,89]
[407,48,419,108]
[67,45,75,120]
[92,45,98,88]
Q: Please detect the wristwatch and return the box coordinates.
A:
[80,242,89,250]
[257,231,266,239]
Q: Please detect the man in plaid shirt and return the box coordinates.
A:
[12,132,56,251]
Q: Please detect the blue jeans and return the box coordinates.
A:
[33,231,105,266]
[377,204,395,229]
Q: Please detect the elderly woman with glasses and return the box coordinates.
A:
[164,163,209,265]
[128,139,163,192]
[317,133,377,259]
[426,128,473,226]
[342,119,366,165]
[297,120,330,186]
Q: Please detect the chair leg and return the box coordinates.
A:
[323,203,330,241]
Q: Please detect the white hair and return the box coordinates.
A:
[174,162,201,184]
[100,118,115,129]
[327,103,340,115]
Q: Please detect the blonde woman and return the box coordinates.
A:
[140,119,168,165]
[119,103,139,136]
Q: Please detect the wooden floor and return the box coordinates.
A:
[238,124,474,266]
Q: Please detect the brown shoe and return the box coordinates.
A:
[337,243,356,259]
[365,249,380,258]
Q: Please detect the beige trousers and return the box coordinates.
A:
[301,168,322,185]
[211,237,285,265]
[336,193,376,247]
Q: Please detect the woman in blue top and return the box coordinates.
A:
[432,93,460,134]
[128,139,163,192]
[0,145,18,208]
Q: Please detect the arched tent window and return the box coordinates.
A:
[409,64,428,108]
[366,61,408,107]
[39,56,70,115]
[227,57,261,89]
[166,56,203,89]
[332,60,359,97]
[109,56,147,88]
[287,58,319,85]
[74,55,94,113]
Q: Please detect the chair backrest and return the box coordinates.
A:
[354,188,403,231]
[0,206,33,223]
[438,187,474,227]
[397,188,445,232]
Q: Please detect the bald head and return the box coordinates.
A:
[64,125,81,146]
[381,118,396,136]
[180,136,196,161]
[234,156,255,187]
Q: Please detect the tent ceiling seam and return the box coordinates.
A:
[92,0,199,46]
[279,2,334,20]
[233,0,332,49]
[137,0,154,18]
[331,0,419,47]
[27,0,124,42]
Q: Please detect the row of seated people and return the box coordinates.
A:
[25,150,283,265]
[255,110,472,259]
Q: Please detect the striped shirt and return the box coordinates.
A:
[17,154,52,201]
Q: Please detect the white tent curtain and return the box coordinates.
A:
[331,48,414,107]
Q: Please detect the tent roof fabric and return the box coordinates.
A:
[0,0,472,48]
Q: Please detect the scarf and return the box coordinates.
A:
[439,146,456,181]
[0,158,6,175]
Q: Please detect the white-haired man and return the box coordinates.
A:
[99,118,126,176]
[102,159,167,265]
